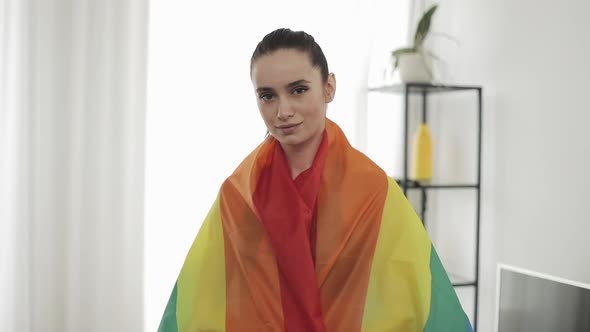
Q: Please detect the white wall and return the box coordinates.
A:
[424,0,590,331]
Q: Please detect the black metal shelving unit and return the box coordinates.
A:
[368,82,483,331]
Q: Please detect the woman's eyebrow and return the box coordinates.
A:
[255,86,274,93]
[256,79,311,93]
[286,79,310,88]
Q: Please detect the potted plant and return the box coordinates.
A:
[391,4,439,83]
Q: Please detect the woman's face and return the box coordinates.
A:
[251,49,335,149]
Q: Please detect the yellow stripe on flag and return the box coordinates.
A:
[177,195,226,332]
[362,177,432,332]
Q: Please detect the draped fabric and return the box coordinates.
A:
[252,131,329,332]
[158,119,472,332]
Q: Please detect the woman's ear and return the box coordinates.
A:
[324,73,336,103]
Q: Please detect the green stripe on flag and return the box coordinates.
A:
[158,282,179,332]
[424,245,471,332]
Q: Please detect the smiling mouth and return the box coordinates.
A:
[276,122,302,129]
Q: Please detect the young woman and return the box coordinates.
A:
[158,28,473,332]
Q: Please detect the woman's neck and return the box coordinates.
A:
[281,131,324,179]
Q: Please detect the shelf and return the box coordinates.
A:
[449,272,478,288]
[395,179,479,190]
[373,80,483,330]
[368,83,482,94]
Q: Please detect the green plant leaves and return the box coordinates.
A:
[413,4,438,49]
[390,4,442,73]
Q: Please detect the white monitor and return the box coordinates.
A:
[494,264,590,332]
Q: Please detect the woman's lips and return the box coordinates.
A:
[276,122,302,134]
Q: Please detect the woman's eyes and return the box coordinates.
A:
[259,93,274,101]
[258,87,308,101]
[292,86,308,95]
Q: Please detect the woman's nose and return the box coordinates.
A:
[277,98,294,120]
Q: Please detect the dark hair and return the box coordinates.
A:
[250,28,329,82]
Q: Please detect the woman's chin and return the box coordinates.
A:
[277,136,303,147]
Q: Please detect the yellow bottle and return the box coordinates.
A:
[412,123,433,181]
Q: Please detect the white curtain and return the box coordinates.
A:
[0,0,148,331]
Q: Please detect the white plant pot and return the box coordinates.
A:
[398,52,433,83]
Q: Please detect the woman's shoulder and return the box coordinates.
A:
[220,138,274,193]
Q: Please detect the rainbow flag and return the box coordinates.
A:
[159,119,473,332]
